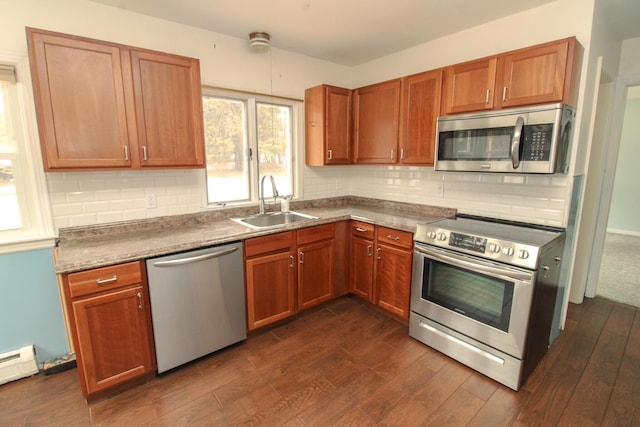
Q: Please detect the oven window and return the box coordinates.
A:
[422,259,514,332]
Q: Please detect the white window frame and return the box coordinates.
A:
[202,87,303,209]
[0,54,55,254]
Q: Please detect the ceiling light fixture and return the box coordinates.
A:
[249,32,270,52]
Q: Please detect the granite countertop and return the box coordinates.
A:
[54,197,455,274]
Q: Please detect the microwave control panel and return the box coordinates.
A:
[522,124,553,161]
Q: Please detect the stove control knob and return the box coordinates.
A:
[437,232,447,241]
[489,243,501,253]
[426,231,437,239]
[518,249,530,259]
[502,247,515,256]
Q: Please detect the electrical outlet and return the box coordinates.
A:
[434,184,444,197]
[146,193,157,209]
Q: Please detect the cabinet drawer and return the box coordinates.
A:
[245,231,295,258]
[351,221,375,239]
[67,261,143,299]
[297,223,335,245]
[377,227,413,249]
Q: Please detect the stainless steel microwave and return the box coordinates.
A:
[435,103,575,174]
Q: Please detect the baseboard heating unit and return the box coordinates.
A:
[0,345,39,385]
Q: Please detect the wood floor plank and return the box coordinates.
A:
[557,302,636,426]
[602,306,640,426]
[512,297,615,426]
[2,296,640,427]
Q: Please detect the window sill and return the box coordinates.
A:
[0,235,57,255]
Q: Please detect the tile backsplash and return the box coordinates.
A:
[46,165,571,231]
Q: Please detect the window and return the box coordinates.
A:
[0,56,54,253]
[202,87,301,206]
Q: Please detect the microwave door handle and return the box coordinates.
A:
[511,116,525,169]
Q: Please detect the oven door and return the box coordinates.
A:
[411,243,535,358]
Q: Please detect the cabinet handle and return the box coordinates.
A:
[142,146,148,161]
[502,86,508,102]
[124,146,129,161]
[485,89,491,104]
[390,148,395,160]
[386,235,400,241]
[367,245,372,257]
[137,292,142,310]
[299,251,305,264]
[355,227,367,233]
[96,275,117,285]
[328,149,333,160]
[289,255,294,268]
[400,148,405,160]
[376,247,381,260]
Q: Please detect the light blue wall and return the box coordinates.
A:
[0,248,69,365]
[608,91,640,234]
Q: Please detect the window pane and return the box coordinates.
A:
[203,96,249,204]
[0,82,21,231]
[0,160,20,231]
[257,102,292,196]
[0,82,17,153]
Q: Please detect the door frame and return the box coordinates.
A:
[584,73,640,297]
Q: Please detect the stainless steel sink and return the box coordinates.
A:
[231,211,318,229]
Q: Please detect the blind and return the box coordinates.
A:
[0,64,16,83]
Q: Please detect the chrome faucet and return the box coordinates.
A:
[259,174,279,214]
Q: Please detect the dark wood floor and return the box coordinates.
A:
[1,296,638,426]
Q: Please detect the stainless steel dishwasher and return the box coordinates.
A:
[146,241,246,373]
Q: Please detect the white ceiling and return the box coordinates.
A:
[87,0,640,66]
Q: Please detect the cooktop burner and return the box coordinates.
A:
[414,214,565,270]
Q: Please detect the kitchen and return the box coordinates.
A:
[1,0,639,424]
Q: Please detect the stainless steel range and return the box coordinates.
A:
[409,214,565,390]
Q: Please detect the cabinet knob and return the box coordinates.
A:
[310,121,316,127]
[137,292,142,310]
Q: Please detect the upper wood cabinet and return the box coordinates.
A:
[441,57,497,115]
[353,79,401,164]
[129,50,205,168]
[26,27,205,171]
[398,69,443,165]
[496,37,581,109]
[305,85,352,165]
[442,37,582,115]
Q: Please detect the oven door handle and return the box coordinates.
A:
[414,245,532,283]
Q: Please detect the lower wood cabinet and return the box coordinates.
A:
[244,224,337,331]
[63,261,155,398]
[349,221,413,319]
[245,231,297,331]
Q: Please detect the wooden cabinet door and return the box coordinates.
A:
[399,69,442,165]
[72,286,154,395]
[298,239,335,310]
[305,85,352,165]
[374,243,412,319]
[27,29,133,170]
[130,50,205,168]
[353,79,401,164]
[350,236,374,301]
[441,57,497,115]
[245,250,296,330]
[496,39,571,108]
